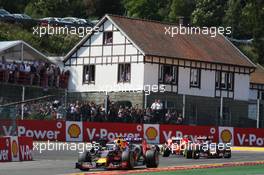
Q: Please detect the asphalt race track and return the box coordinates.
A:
[1,150,264,175]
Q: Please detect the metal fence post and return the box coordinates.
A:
[257,98,260,128]
[182,94,185,119]
[21,86,25,120]
[220,96,223,125]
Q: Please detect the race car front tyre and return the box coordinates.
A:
[78,151,92,162]
[162,148,170,157]
[122,151,135,169]
[145,150,159,168]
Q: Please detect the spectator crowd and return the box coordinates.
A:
[0,57,69,89]
[13,98,184,125]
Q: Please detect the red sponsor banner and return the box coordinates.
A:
[83,122,143,142]
[0,137,11,162]
[17,120,65,141]
[160,125,218,143]
[0,120,16,136]
[234,128,264,147]
[18,137,33,161]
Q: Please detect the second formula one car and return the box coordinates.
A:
[184,136,231,159]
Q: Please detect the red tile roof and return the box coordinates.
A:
[109,15,255,68]
[250,64,264,84]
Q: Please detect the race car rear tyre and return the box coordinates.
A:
[122,151,135,169]
[145,150,159,168]
[163,148,170,157]
[186,150,192,159]
[192,151,200,159]
[224,151,232,158]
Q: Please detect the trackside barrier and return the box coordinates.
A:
[1,120,264,147]
[0,136,33,162]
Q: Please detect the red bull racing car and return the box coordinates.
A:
[76,137,159,171]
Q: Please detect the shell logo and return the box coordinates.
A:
[221,129,232,143]
[145,127,158,140]
[12,140,18,158]
[68,124,81,138]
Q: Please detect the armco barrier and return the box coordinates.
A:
[0,136,33,162]
[1,120,264,147]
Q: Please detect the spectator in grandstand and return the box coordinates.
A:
[117,106,124,122]
[144,107,152,123]
[54,65,61,88]
[176,114,183,124]
[164,109,173,123]
[24,63,31,73]
[151,99,158,110]
[19,62,25,72]
[80,101,91,121]
[30,63,37,85]
[47,64,54,87]
[14,97,183,125]
[90,102,98,122]
[108,104,118,122]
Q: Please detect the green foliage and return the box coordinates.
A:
[192,0,227,27]
[168,0,195,22]
[123,0,169,21]
[0,0,30,13]
[0,0,263,65]
[0,22,80,56]
[24,0,71,18]
[242,0,264,65]
[237,44,258,63]
[223,0,243,37]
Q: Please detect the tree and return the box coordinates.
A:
[242,0,264,64]
[223,0,244,38]
[191,0,227,27]
[25,0,70,18]
[0,0,30,13]
[168,0,195,23]
[83,0,124,18]
[123,0,169,21]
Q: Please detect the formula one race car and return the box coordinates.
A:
[184,136,231,159]
[76,137,159,171]
[161,137,189,157]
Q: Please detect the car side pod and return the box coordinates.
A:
[145,150,159,168]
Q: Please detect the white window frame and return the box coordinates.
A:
[190,68,201,88]
[83,65,95,84]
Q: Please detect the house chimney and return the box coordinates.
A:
[177,16,190,26]
[178,16,184,25]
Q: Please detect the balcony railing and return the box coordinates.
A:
[0,69,69,89]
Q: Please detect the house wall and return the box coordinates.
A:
[65,19,144,93]
[178,67,215,97]
[143,63,159,86]
[234,73,249,101]
[66,62,144,93]
[249,89,258,100]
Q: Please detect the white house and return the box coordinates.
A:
[248,64,264,127]
[64,15,257,127]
